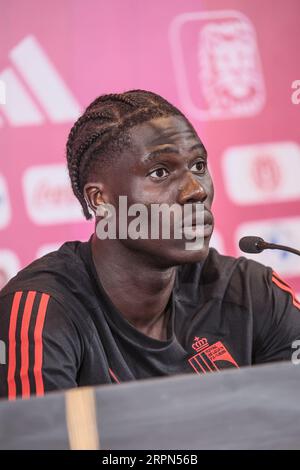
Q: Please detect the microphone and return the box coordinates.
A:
[239,236,300,257]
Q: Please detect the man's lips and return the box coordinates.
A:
[180,209,214,239]
[181,210,214,228]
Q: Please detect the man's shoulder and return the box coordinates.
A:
[205,247,272,305]
[180,247,269,282]
[177,247,271,306]
[206,247,269,276]
[0,240,91,300]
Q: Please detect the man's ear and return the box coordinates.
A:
[83,182,105,216]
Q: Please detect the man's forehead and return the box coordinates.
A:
[129,115,201,150]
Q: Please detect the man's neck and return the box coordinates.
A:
[91,234,176,333]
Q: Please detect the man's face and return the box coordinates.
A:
[97,115,214,267]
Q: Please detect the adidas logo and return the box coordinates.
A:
[0,35,81,126]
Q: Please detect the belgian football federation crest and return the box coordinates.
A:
[188,337,239,374]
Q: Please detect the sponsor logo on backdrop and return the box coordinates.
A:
[222,142,300,205]
[0,35,81,127]
[291,80,300,105]
[22,164,83,224]
[236,217,300,277]
[0,250,20,290]
[0,175,11,230]
[170,10,265,120]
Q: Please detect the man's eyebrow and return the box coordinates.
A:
[189,145,208,161]
[190,143,207,155]
[143,143,207,163]
[143,146,179,162]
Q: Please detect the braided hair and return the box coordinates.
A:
[66,90,186,219]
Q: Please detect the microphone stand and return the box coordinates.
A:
[265,242,300,257]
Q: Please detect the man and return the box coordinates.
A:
[1,90,300,400]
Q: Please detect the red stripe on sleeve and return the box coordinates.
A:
[272,275,300,310]
[20,291,36,399]
[272,271,291,288]
[7,291,23,400]
[109,368,120,384]
[33,293,50,396]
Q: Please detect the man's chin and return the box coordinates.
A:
[118,236,211,268]
[150,239,211,268]
[172,243,210,266]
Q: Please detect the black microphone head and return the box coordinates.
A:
[239,236,265,253]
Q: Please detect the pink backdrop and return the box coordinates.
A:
[0,0,300,294]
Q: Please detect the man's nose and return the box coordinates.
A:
[177,173,207,204]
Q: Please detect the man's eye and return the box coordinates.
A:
[149,168,169,179]
[191,161,207,174]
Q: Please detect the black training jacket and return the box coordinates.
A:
[1,238,300,399]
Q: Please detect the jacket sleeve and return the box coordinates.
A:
[252,268,300,364]
[0,290,83,399]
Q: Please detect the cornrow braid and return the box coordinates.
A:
[66,90,186,220]
[84,93,135,114]
[66,110,113,163]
